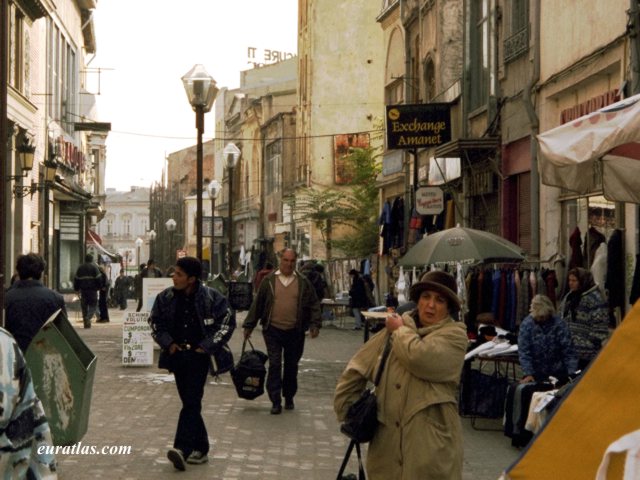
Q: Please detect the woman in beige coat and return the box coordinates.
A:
[335,270,468,480]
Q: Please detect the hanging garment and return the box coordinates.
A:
[379,200,392,254]
[630,255,640,305]
[605,229,625,322]
[583,226,606,268]
[591,243,608,290]
[569,227,584,270]
[543,269,559,308]
[514,270,524,328]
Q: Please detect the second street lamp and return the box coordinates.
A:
[181,64,219,261]
[223,143,241,277]
[135,237,144,267]
[208,179,221,274]
[148,229,156,262]
[165,218,176,267]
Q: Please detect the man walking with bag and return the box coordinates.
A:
[243,248,321,414]
[149,256,234,471]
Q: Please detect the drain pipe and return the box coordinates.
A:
[522,0,541,259]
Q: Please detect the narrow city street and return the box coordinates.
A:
[55,303,520,479]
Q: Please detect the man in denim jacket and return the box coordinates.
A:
[149,256,234,471]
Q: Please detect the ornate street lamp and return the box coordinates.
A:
[223,143,241,276]
[208,179,221,274]
[165,218,176,267]
[181,64,219,261]
[148,229,156,262]
[135,237,144,267]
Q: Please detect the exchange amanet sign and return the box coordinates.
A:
[386,103,451,149]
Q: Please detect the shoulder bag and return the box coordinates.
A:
[339,335,392,444]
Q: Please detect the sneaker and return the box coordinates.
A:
[186,451,208,465]
[167,448,186,471]
[284,398,295,410]
[270,404,282,415]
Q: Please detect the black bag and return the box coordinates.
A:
[340,336,392,444]
[231,339,268,400]
[209,344,234,377]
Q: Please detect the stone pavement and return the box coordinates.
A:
[56,302,519,479]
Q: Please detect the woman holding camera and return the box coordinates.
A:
[334,271,468,479]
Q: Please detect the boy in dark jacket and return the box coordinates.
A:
[148,256,234,470]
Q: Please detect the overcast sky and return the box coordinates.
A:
[91,1,298,191]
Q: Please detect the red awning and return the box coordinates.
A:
[86,229,102,245]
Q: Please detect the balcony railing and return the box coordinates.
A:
[504,26,529,63]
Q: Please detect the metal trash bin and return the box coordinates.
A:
[228,281,253,311]
[208,273,228,296]
[25,309,97,446]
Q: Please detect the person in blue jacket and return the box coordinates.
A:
[518,294,578,384]
[149,256,235,471]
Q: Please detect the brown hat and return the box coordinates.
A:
[409,270,461,311]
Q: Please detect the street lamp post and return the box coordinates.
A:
[208,179,221,274]
[147,229,156,263]
[135,237,144,268]
[223,143,241,277]
[165,218,176,267]
[181,64,218,262]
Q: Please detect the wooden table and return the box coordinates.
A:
[361,311,388,341]
[321,298,350,327]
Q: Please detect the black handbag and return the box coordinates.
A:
[340,336,392,444]
[231,339,268,400]
[209,344,234,377]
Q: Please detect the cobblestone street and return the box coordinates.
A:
[55,304,519,479]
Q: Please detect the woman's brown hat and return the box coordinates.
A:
[409,270,461,311]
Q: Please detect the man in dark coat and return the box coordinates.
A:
[96,263,110,323]
[114,269,129,310]
[5,253,66,352]
[348,269,371,330]
[136,259,163,312]
[74,253,103,329]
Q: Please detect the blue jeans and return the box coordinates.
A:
[352,308,364,328]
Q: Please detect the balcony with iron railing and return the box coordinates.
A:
[504,26,529,63]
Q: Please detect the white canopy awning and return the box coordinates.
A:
[537,93,640,203]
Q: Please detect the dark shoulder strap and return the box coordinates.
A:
[373,335,392,387]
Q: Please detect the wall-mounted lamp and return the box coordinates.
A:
[8,139,36,180]
[12,161,57,198]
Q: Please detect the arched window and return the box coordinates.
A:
[424,57,436,102]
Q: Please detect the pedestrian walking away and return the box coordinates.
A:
[113,269,129,310]
[335,270,468,480]
[243,248,321,415]
[148,256,235,471]
[348,269,372,330]
[136,259,163,312]
[96,262,111,323]
[5,253,66,352]
[73,254,103,329]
